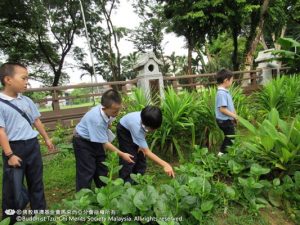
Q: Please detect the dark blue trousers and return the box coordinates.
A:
[73,136,108,192]
[117,123,146,183]
[217,119,236,153]
[2,137,46,223]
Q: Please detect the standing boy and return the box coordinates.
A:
[117,106,174,183]
[0,63,54,222]
[73,89,134,191]
[215,69,237,155]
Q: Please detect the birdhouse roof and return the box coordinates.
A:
[133,52,163,70]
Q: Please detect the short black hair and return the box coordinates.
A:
[141,105,162,129]
[216,69,233,84]
[101,89,122,107]
[0,62,27,86]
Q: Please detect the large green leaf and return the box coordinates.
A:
[280,148,292,163]
[268,189,282,207]
[277,37,300,48]
[0,218,10,225]
[261,136,275,151]
[201,200,214,212]
[97,192,107,206]
[228,160,245,174]
[250,164,270,177]
[188,177,211,197]
[238,116,256,134]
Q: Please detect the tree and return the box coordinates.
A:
[220,1,260,70]
[262,0,300,50]
[0,0,38,62]
[95,0,127,81]
[0,0,82,87]
[121,52,139,80]
[76,0,127,82]
[35,0,82,86]
[129,0,166,58]
[243,0,270,72]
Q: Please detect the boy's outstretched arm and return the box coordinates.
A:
[140,148,175,178]
[103,142,135,163]
[33,118,55,152]
[0,128,22,167]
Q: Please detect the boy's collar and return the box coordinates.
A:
[99,105,116,123]
[141,123,149,133]
[0,92,22,101]
[99,105,109,122]
[218,86,229,92]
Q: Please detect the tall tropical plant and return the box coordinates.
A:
[196,87,223,151]
[238,108,300,175]
[251,75,300,119]
[150,87,199,162]
[123,88,150,114]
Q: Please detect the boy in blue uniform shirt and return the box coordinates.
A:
[215,69,238,154]
[117,106,174,183]
[0,63,55,223]
[73,89,134,191]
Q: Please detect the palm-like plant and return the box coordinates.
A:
[150,87,199,162]
[196,87,223,151]
[230,85,251,120]
[121,52,139,80]
[282,75,300,116]
[251,76,300,119]
[122,88,150,114]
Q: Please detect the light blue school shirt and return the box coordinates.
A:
[75,105,110,143]
[0,93,40,141]
[215,87,235,120]
[120,111,148,149]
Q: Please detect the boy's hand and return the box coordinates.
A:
[8,155,22,167]
[163,163,175,178]
[120,152,135,163]
[45,138,55,152]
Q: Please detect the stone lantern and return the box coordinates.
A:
[255,49,281,85]
[133,52,165,102]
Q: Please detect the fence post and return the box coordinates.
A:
[52,90,60,112]
[121,84,128,96]
[172,80,178,92]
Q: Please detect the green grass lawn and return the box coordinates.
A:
[39,102,96,112]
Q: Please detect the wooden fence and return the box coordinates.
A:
[25,67,288,131]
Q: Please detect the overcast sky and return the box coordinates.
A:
[30,0,186,87]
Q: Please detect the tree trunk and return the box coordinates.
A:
[232,27,239,71]
[187,43,193,75]
[102,0,119,82]
[108,16,121,81]
[260,34,268,50]
[272,26,286,50]
[243,0,270,86]
[204,43,213,63]
[187,41,194,90]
